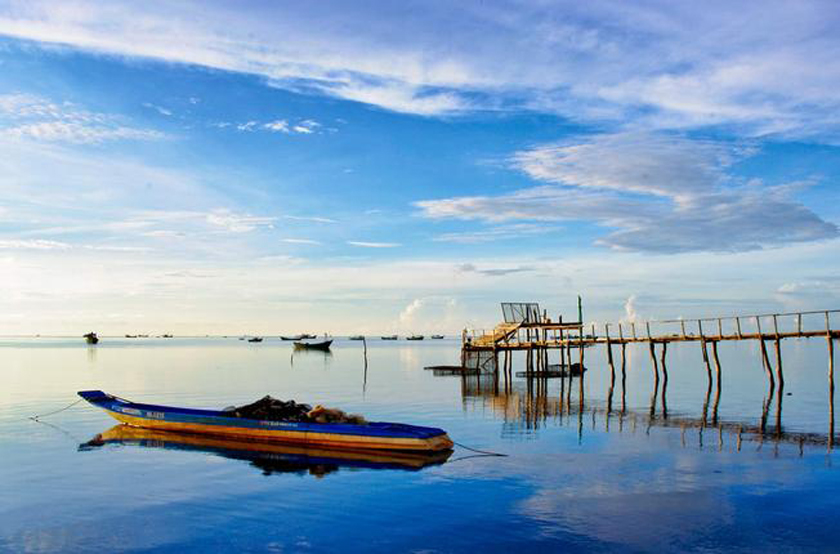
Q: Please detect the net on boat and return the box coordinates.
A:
[222,395,367,424]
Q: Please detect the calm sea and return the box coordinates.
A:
[1,337,838,553]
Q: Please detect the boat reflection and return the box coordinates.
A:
[80,425,452,477]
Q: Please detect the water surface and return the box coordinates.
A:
[1,337,838,552]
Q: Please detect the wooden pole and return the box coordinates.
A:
[660,342,668,418]
[711,340,722,424]
[606,324,615,383]
[774,339,785,390]
[648,341,660,385]
[699,320,712,385]
[578,327,585,409]
[828,311,835,449]
[620,343,627,413]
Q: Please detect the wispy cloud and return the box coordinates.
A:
[0,93,164,144]
[0,238,149,252]
[282,238,321,245]
[1,2,839,135]
[0,239,71,250]
[283,215,337,224]
[456,262,534,276]
[263,119,289,133]
[205,210,276,233]
[417,133,838,253]
[141,102,172,116]
[347,241,400,248]
[434,223,561,243]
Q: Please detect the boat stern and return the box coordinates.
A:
[78,390,112,405]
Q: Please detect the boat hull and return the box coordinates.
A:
[78,390,453,452]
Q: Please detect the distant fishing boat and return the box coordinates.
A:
[161,334,173,338]
[431,335,445,339]
[77,390,453,452]
[280,335,303,341]
[248,337,264,343]
[83,332,99,344]
[294,340,332,351]
[381,335,398,340]
[406,335,424,341]
[349,335,365,340]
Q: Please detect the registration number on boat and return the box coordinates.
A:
[260,420,296,428]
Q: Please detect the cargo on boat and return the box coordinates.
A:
[77,390,453,452]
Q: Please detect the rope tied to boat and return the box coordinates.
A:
[452,440,507,457]
[29,397,84,421]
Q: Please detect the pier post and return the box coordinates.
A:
[605,324,615,382]
[756,316,775,388]
[699,320,712,385]
[828,312,835,448]
[648,341,660,385]
[578,326,585,410]
[660,342,668,418]
[774,339,785,390]
[772,313,785,388]
[620,343,627,413]
[711,341,722,424]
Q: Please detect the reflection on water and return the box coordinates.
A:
[1,337,839,552]
[81,425,451,477]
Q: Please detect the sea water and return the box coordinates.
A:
[1,337,838,552]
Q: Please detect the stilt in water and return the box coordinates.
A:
[660,342,668,418]
[620,343,627,414]
[711,341,722,425]
[774,338,785,390]
[648,341,660,389]
[828,312,835,450]
[756,316,775,389]
[578,328,585,411]
[701,378,712,428]
[606,331,615,414]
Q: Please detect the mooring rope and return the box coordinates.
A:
[452,440,507,457]
[29,398,84,421]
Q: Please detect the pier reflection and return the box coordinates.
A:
[80,425,451,477]
[449,367,834,453]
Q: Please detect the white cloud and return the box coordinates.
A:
[456,262,534,276]
[236,121,258,132]
[264,119,289,133]
[435,223,562,243]
[203,210,276,233]
[0,93,164,144]
[282,238,321,245]
[0,239,71,250]
[417,133,838,253]
[141,102,172,116]
[283,215,337,224]
[347,241,400,248]
[1,1,839,134]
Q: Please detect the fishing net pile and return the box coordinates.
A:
[223,395,367,425]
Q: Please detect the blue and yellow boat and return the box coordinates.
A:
[78,390,454,452]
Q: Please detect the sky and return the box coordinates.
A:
[0,0,839,335]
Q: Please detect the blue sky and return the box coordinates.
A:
[0,0,838,335]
